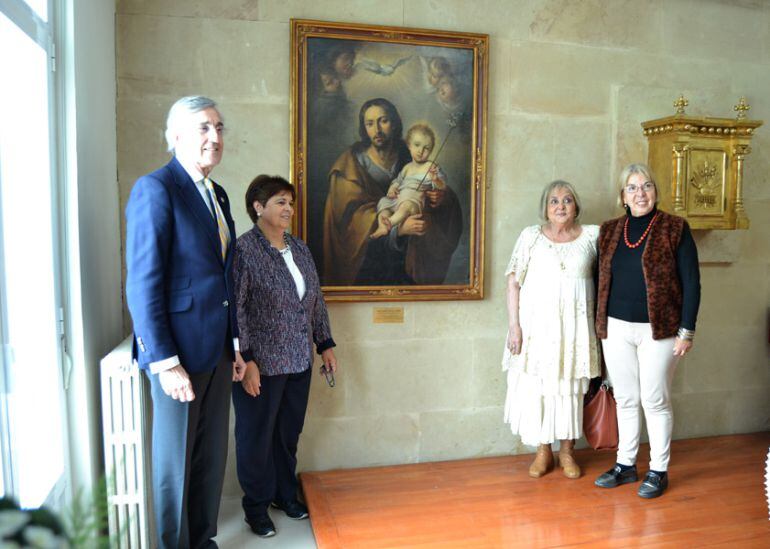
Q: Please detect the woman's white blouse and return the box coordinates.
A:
[280,246,306,300]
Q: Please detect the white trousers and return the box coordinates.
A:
[602,317,679,472]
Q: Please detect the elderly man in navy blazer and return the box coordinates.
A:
[126,96,246,548]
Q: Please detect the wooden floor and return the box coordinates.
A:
[301,432,770,548]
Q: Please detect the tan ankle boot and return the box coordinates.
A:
[528,444,554,478]
[558,440,581,479]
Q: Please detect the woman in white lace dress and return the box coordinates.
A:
[503,180,600,479]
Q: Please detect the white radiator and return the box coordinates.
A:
[100,335,151,548]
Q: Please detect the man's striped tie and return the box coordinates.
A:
[204,177,230,260]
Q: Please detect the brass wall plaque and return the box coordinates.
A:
[686,149,727,216]
[373,307,405,324]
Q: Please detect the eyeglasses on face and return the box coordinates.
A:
[625,181,655,194]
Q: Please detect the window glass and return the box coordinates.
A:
[0,11,64,509]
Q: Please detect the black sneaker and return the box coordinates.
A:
[271,500,309,520]
[637,471,668,499]
[594,464,638,488]
[245,514,276,537]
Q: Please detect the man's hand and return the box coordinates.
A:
[398,214,427,236]
[233,351,247,382]
[158,365,195,402]
[241,361,261,397]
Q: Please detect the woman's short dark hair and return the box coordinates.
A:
[245,175,296,223]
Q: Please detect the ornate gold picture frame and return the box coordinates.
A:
[290,19,488,302]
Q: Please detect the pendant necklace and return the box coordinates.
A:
[545,228,571,271]
[279,232,291,256]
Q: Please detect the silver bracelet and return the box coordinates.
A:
[677,327,695,341]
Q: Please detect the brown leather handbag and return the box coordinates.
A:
[583,377,618,451]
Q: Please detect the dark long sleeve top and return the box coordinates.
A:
[606,208,701,330]
[233,226,335,376]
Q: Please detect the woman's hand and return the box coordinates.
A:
[241,361,261,397]
[320,348,338,373]
[507,324,523,355]
[398,214,427,236]
[673,337,693,357]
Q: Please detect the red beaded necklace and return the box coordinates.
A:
[624,211,659,249]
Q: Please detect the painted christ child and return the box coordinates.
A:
[370,123,447,239]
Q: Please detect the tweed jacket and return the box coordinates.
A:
[596,210,685,340]
[233,226,335,376]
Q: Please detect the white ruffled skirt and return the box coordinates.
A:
[504,369,590,447]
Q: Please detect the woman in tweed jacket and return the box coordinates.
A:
[232,175,337,538]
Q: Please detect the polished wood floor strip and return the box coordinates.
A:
[301,432,770,548]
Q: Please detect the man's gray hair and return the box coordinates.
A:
[164,96,222,152]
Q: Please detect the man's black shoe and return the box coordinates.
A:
[637,471,668,499]
[594,464,638,488]
[245,514,276,537]
[271,500,309,520]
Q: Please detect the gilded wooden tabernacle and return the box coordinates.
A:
[642,97,762,230]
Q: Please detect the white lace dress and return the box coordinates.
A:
[502,224,600,446]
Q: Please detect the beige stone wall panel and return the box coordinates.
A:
[528,0,663,51]
[471,337,508,408]
[118,15,288,99]
[298,415,421,471]
[552,118,611,224]
[725,386,770,433]
[488,114,554,238]
[342,338,474,415]
[409,300,502,340]
[661,0,767,62]
[404,0,532,40]
[509,41,625,115]
[698,264,768,328]
[741,200,770,258]
[680,326,770,393]
[117,0,260,20]
[671,392,731,437]
[693,231,745,264]
[489,39,512,116]
[418,408,517,462]
[259,0,404,25]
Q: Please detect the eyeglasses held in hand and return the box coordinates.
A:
[320,365,335,388]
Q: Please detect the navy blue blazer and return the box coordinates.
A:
[125,156,238,373]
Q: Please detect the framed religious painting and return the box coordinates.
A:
[290,19,488,302]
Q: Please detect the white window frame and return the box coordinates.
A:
[0,0,72,510]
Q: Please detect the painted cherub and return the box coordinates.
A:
[370,123,447,239]
[420,56,453,93]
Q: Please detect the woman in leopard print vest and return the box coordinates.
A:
[593,163,700,499]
